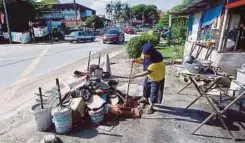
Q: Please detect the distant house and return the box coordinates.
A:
[36,3,96,28]
[171,0,245,75]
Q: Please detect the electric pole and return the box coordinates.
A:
[128,0,132,26]
[3,0,11,44]
[73,0,79,28]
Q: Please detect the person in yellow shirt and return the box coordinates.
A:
[132,42,165,114]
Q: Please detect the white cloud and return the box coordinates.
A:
[60,0,182,16]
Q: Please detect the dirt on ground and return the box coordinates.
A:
[1,51,245,143]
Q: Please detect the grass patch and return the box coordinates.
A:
[157,44,184,62]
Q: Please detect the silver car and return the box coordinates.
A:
[65,31,96,43]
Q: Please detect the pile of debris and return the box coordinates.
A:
[32,52,142,137]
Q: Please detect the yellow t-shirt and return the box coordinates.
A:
[147,62,165,81]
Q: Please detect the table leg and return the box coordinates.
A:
[192,112,216,134]
[203,93,236,140]
[216,114,236,140]
[187,77,219,109]
[186,95,203,109]
[177,82,192,94]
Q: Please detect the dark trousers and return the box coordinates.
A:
[143,77,165,104]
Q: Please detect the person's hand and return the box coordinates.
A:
[132,59,137,63]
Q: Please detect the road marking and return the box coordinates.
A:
[12,46,50,86]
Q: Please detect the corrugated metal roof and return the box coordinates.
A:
[170,0,211,15]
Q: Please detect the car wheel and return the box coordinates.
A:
[103,40,106,44]
[91,37,95,42]
[116,38,120,44]
[122,36,125,42]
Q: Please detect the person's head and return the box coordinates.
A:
[142,42,154,58]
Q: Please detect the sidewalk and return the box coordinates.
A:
[1,51,245,143]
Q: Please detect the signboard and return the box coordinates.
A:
[64,20,85,28]
[34,27,49,37]
[3,32,31,43]
[40,11,64,20]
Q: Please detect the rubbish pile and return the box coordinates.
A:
[32,52,142,135]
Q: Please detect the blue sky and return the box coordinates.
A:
[59,0,182,16]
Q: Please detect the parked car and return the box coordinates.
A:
[103,29,125,44]
[65,31,96,43]
[125,28,135,34]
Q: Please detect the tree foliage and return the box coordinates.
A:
[105,1,131,22]
[85,16,104,30]
[132,4,159,24]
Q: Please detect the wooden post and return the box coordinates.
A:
[56,78,63,107]
[3,0,11,44]
[126,62,134,102]
[98,52,101,66]
[38,87,44,109]
[218,8,229,52]
[87,51,91,72]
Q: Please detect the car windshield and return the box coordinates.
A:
[69,31,79,36]
[106,30,118,34]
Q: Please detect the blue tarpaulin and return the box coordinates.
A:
[201,4,224,28]
[188,15,194,32]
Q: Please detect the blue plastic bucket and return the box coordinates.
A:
[51,106,72,134]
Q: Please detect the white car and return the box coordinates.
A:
[65,31,96,43]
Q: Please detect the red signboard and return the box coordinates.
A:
[63,20,86,27]
[225,0,245,9]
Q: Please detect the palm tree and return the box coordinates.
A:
[113,1,123,22]
[122,3,130,21]
[106,3,113,20]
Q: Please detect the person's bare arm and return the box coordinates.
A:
[133,58,144,64]
[133,71,150,78]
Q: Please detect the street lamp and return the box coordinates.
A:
[2,0,11,44]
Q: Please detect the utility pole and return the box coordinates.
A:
[168,14,172,45]
[3,0,11,44]
[128,0,132,26]
[73,0,79,28]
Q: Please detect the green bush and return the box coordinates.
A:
[126,32,161,58]
[126,36,144,58]
[140,32,159,46]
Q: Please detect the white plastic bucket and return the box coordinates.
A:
[31,103,52,131]
[51,106,72,134]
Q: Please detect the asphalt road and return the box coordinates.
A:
[0,39,119,89]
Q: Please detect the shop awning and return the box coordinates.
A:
[201,4,224,28]
[225,0,245,9]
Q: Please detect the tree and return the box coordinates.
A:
[39,0,59,4]
[113,1,124,22]
[122,3,131,21]
[0,0,36,32]
[106,3,113,20]
[105,1,132,23]
[132,4,159,24]
[132,4,146,20]
[85,16,104,33]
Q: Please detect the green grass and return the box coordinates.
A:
[157,44,184,62]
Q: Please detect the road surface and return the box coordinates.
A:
[0,39,125,90]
